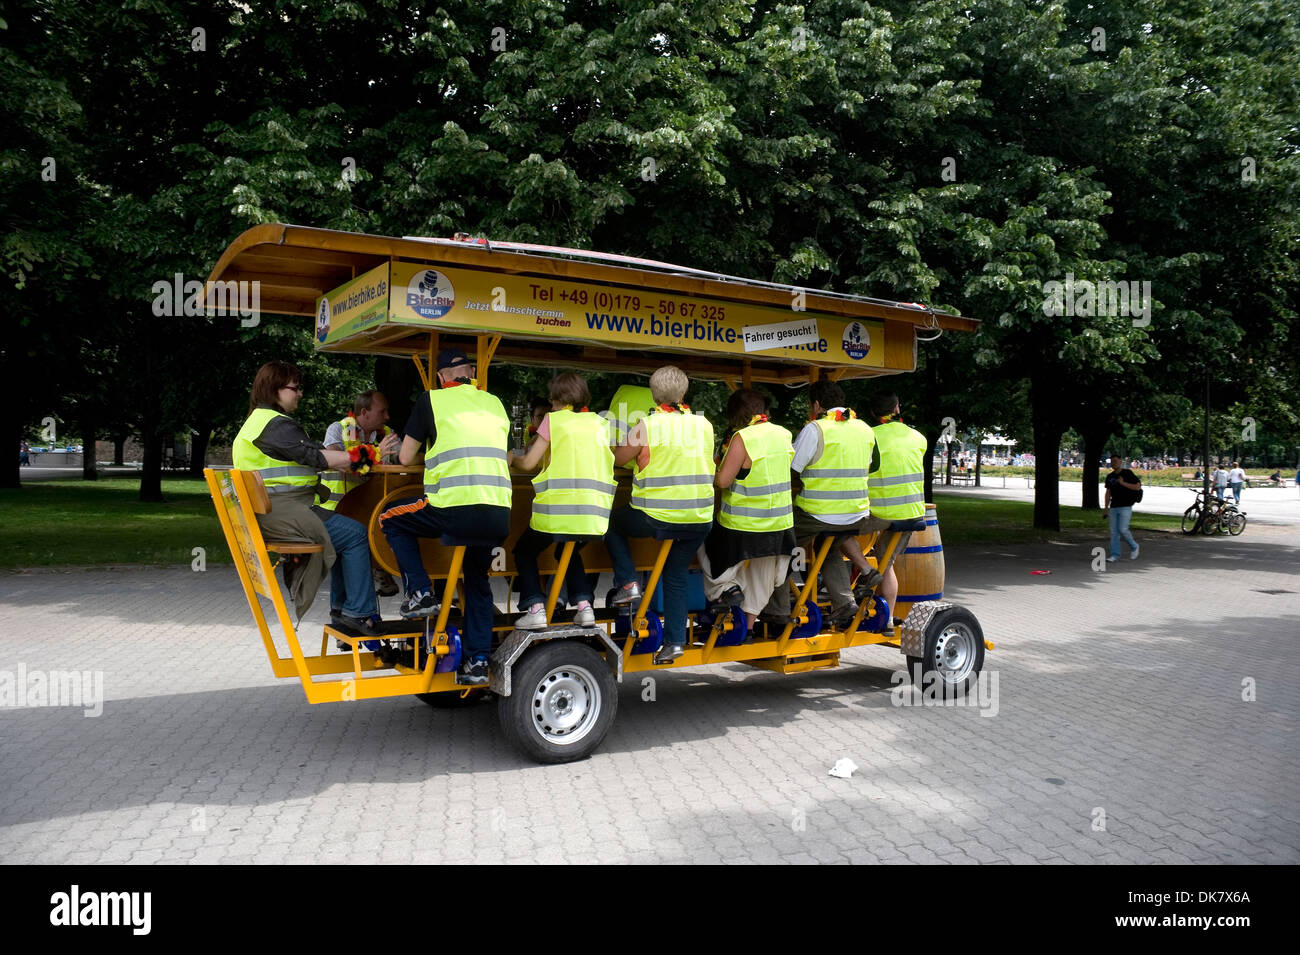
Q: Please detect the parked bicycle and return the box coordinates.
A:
[1182,489,1247,536]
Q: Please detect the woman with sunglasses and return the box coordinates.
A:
[232,360,381,633]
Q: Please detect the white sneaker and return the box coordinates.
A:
[1106,555,1118,563]
[515,608,547,630]
[1130,544,1140,560]
[574,606,596,627]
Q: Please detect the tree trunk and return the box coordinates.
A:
[188,425,211,478]
[1030,378,1065,530]
[140,432,165,502]
[923,432,935,503]
[113,433,126,466]
[1081,428,1108,509]
[975,443,982,487]
[945,441,953,486]
[80,411,98,481]
[3,419,21,489]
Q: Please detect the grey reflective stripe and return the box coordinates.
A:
[533,503,612,517]
[319,489,343,503]
[259,465,317,479]
[534,478,617,494]
[321,471,348,482]
[266,483,310,494]
[726,481,791,496]
[872,492,926,506]
[720,502,794,519]
[632,473,713,489]
[424,474,513,492]
[424,446,508,467]
[799,487,871,500]
[868,472,924,487]
[631,495,715,510]
[803,467,869,479]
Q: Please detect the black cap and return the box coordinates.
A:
[437,348,473,371]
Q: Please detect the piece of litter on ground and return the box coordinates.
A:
[828,758,858,778]
[1030,570,1052,575]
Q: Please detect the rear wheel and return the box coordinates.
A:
[906,606,985,697]
[1228,511,1247,536]
[1181,506,1201,534]
[498,640,617,764]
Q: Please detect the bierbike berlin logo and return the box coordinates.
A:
[315,297,331,342]
[406,269,455,320]
[841,321,870,360]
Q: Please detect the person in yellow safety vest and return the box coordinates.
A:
[763,379,886,630]
[601,383,655,448]
[866,392,930,619]
[321,390,403,597]
[378,349,512,687]
[232,361,380,633]
[697,389,796,630]
[605,366,715,664]
[508,372,616,630]
[523,395,551,453]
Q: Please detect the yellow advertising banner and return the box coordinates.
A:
[387,261,886,368]
[316,262,390,345]
[219,472,274,600]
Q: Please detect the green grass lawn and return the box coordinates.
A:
[931,492,1183,544]
[0,477,231,568]
[0,477,1183,568]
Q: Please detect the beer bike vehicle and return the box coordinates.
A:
[203,224,992,763]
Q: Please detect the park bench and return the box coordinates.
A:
[947,472,975,486]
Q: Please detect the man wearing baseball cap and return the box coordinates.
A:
[379,348,512,686]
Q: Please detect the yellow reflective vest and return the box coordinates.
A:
[423,386,511,508]
[795,416,874,520]
[719,421,794,532]
[233,408,319,495]
[531,409,617,536]
[868,420,927,519]
[631,410,715,524]
[602,385,655,445]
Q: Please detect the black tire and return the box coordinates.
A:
[1228,511,1247,536]
[498,640,617,764]
[1181,506,1201,534]
[906,605,985,697]
[416,689,491,709]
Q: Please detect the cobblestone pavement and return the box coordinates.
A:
[1,526,1297,865]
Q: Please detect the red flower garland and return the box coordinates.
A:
[823,408,857,422]
[347,443,380,474]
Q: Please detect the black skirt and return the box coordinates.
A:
[703,523,798,575]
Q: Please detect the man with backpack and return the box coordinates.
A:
[1102,455,1143,562]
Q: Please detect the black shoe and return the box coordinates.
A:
[830,610,857,630]
[853,570,883,603]
[653,643,685,665]
[399,590,439,619]
[708,585,744,613]
[458,656,490,686]
[337,613,384,638]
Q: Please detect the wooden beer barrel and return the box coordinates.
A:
[892,503,945,619]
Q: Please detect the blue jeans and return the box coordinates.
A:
[1230,481,1242,503]
[322,512,377,619]
[605,506,710,648]
[514,529,593,610]
[1108,506,1136,559]
[379,498,507,659]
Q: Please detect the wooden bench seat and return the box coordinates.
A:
[244,471,325,555]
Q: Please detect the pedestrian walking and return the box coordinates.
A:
[1227,462,1246,503]
[1103,455,1142,562]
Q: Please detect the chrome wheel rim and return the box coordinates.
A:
[932,623,977,683]
[531,664,601,746]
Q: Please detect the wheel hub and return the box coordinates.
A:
[532,666,600,745]
[933,625,975,682]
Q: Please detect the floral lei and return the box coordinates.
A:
[656,402,690,414]
[347,443,381,475]
[823,408,857,422]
